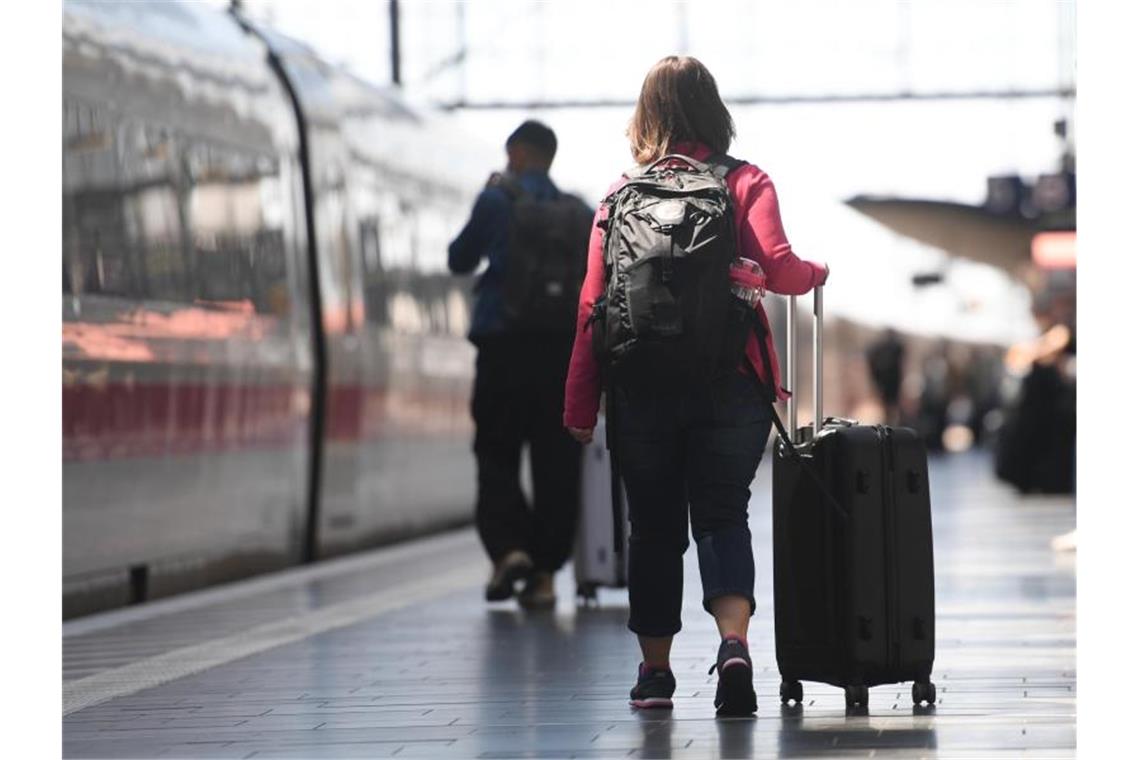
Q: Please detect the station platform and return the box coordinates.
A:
[63,450,1075,759]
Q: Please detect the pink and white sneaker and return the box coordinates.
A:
[629,663,675,709]
[709,635,756,716]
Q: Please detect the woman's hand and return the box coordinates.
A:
[567,426,594,444]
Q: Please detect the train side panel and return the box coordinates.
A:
[62,1,314,617]
[264,37,487,557]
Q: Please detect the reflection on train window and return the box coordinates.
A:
[360,217,382,277]
[63,97,292,315]
[63,100,141,299]
[183,139,289,312]
[313,186,359,335]
[75,196,138,298]
[379,198,418,271]
[359,216,388,325]
[121,122,189,302]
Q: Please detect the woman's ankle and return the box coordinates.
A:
[637,634,673,671]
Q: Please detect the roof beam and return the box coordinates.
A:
[438,87,1075,111]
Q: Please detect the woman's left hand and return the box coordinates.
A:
[567,426,594,444]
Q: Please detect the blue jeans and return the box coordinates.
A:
[614,371,773,637]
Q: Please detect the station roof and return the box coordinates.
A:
[845,193,1074,277]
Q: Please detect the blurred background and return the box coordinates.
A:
[241,0,1076,451]
[62,0,1076,617]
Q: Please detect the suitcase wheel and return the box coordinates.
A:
[576,584,599,605]
[911,680,936,706]
[779,680,803,706]
[844,685,869,709]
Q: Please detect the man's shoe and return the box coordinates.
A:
[629,663,675,709]
[485,550,533,601]
[709,635,756,716]
[517,571,556,610]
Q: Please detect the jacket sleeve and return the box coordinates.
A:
[448,188,510,274]
[734,167,827,295]
[562,203,607,430]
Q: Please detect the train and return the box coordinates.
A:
[63,0,494,617]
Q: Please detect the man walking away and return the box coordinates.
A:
[867,329,905,426]
[449,120,593,610]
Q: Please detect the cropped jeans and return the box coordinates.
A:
[614,371,772,637]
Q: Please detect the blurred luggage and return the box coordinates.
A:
[573,416,629,602]
[769,288,937,709]
[995,362,1076,494]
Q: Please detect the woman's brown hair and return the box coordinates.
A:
[627,56,736,165]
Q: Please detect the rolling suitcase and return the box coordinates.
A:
[770,287,936,709]
[573,416,629,602]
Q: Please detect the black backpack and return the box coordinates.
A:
[500,179,594,333]
[589,153,747,386]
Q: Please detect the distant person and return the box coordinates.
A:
[866,329,905,425]
[996,293,1076,498]
[563,56,828,716]
[449,120,594,610]
[917,342,952,452]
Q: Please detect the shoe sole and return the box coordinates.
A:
[630,697,674,709]
[715,662,757,716]
[484,561,533,602]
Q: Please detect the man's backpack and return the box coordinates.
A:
[500,179,593,333]
[589,153,746,386]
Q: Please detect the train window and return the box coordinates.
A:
[63,98,294,316]
[75,195,138,298]
[121,123,190,303]
[360,217,382,277]
[359,216,388,325]
[251,229,290,315]
[63,100,143,299]
[183,140,287,311]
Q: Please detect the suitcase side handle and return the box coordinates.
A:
[786,285,824,440]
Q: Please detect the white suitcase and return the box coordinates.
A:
[573,417,629,602]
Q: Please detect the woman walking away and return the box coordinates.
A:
[563,55,829,716]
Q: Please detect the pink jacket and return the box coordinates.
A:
[563,142,828,430]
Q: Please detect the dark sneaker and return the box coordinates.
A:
[629,663,676,709]
[518,571,556,610]
[485,550,533,601]
[709,635,757,716]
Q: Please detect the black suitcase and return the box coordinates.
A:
[770,288,936,709]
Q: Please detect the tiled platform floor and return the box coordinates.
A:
[63,450,1075,758]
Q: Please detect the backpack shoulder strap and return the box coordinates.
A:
[706,153,747,181]
[492,173,527,202]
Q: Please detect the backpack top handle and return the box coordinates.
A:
[628,153,712,178]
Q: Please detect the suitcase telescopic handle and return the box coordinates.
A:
[785,286,824,440]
